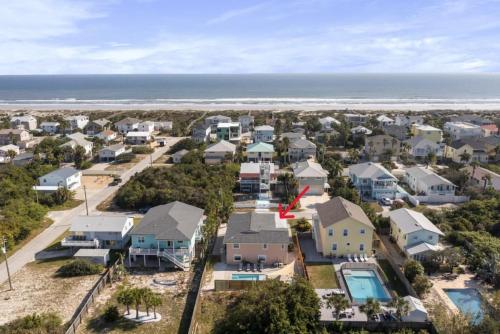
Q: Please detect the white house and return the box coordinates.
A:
[350,126,372,136]
[172,149,189,163]
[205,115,232,132]
[96,130,117,142]
[394,115,424,127]
[344,113,368,126]
[246,142,274,162]
[10,115,37,130]
[40,122,60,134]
[204,140,236,164]
[99,144,129,162]
[253,125,274,143]
[401,296,428,322]
[292,160,329,195]
[138,121,155,133]
[404,166,456,197]
[154,121,173,131]
[319,116,340,130]
[65,115,89,130]
[443,121,483,140]
[376,115,395,127]
[125,131,152,145]
[0,144,20,163]
[61,132,94,156]
[238,115,254,132]
[192,124,211,143]
[389,208,444,260]
[36,167,82,191]
[405,136,444,159]
[115,117,140,134]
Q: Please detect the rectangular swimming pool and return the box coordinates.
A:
[444,288,483,322]
[231,273,266,281]
[343,269,391,303]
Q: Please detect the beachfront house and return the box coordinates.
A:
[411,124,443,143]
[61,215,134,249]
[216,122,242,143]
[383,124,409,141]
[85,119,110,135]
[239,162,277,193]
[138,121,155,133]
[292,160,329,195]
[204,140,236,164]
[36,167,82,191]
[99,144,129,162]
[223,211,291,265]
[191,124,211,144]
[10,115,37,130]
[376,115,395,127]
[65,115,89,131]
[312,197,375,257]
[154,121,173,131]
[404,166,456,196]
[394,115,424,128]
[128,201,205,270]
[253,125,274,143]
[389,208,444,260]
[40,122,60,134]
[344,113,368,126]
[288,138,317,162]
[238,115,254,132]
[115,117,140,134]
[348,162,398,200]
[125,131,152,145]
[443,122,483,140]
[364,135,401,161]
[205,115,232,132]
[246,142,274,162]
[319,116,340,130]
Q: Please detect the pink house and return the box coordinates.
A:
[224,211,291,265]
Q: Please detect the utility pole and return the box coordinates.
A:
[83,185,89,216]
[1,236,13,291]
[150,153,153,167]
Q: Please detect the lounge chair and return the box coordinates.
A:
[246,263,251,271]
[259,262,264,271]
[353,254,359,262]
[252,263,256,272]
[364,253,369,261]
[347,254,353,262]
[238,262,243,271]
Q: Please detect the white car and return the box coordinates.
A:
[379,197,393,206]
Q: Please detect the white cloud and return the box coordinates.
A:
[206,2,269,25]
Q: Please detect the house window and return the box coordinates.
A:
[332,244,337,251]
[258,255,267,262]
[343,229,348,236]
[263,244,268,249]
[360,228,365,235]
[328,229,333,236]
[234,255,242,261]
[137,236,145,243]
[233,243,239,249]
[360,244,365,251]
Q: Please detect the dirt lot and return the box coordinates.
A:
[81,175,114,189]
[77,269,193,334]
[0,258,101,325]
[105,157,142,172]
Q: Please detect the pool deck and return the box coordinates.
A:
[316,289,368,322]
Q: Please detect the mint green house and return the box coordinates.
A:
[128,201,204,271]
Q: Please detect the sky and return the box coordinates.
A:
[1,0,500,74]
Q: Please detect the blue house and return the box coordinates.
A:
[128,201,205,271]
[348,162,398,200]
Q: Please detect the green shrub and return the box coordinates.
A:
[79,160,93,170]
[0,312,63,334]
[295,218,312,232]
[102,305,120,322]
[57,259,103,277]
[116,152,136,163]
[132,146,154,154]
[403,260,424,283]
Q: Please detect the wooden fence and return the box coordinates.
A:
[293,234,309,279]
[321,319,438,333]
[64,259,120,334]
[214,279,266,291]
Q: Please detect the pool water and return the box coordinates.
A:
[444,288,483,322]
[344,269,391,303]
[231,273,266,281]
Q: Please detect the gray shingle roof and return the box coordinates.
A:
[349,162,397,180]
[293,160,328,178]
[315,197,374,229]
[115,117,141,126]
[289,138,316,149]
[223,211,290,244]
[205,140,236,153]
[132,201,204,240]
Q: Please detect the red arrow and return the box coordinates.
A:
[278,185,310,219]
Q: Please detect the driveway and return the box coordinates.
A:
[0,137,183,285]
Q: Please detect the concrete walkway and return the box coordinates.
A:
[0,137,183,285]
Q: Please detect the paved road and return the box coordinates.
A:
[0,137,183,285]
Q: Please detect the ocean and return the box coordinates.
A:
[1,74,500,110]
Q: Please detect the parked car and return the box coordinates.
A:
[379,197,393,206]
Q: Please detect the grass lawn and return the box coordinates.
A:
[49,199,84,211]
[105,157,141,172]
[194,292,238,334]
[306,264,339,289]
[368,202,383,213]
[377,259,409,297]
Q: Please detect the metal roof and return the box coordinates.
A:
[389,208,444,236]
[70,215,132,233]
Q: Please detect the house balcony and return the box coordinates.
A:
[129,247,158,256]
[61,237,99,248]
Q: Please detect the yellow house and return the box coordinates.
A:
[312,197,375,257]
[411,124,443,143]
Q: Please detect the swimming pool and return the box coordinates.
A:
[231,273,266,281]
[444,288,483,322]
[343,269,391,303]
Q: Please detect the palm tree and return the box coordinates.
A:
[470,161,479,177]
[117,286,134,315]
[282,137,290,164]
[6,150,17,163]
[361,298,381,319]
[130,287,143,319]
[348,148,360,163]
[150,293,163,319]
[323,294,349,319]
[459,152,471,164]
[142,288,154,317]
[388,296,410,321]
[482,174,492,190]
[426,151,437,167]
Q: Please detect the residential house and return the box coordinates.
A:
[154,121,173,131]
[36,167,82,191]
[0,144,20,163]
[61,215,134,249]
[223,211,290,265]
[115,117,140,134]
[292,160,329,195]
[350,126,372,136]
[85,119,110,135]
[280,132,305,142]
[364,135,401,161]
[394,115,424,127]
[314,128,339,144]
[0,129,32,145]
[319,116,340,130]
[288,138,317,162]
[96,129,117,142]
[405,136,444,159]
[404,166,456,196]
[253,125,274,143]
[125,131,152,145]
[463,165,500,191]
[402,296,428,322]
[138,121,155,133]
[389,208,444,260]
[481,124,499,137]
[444,138,491,163]
[443,122,482,140]
[448,114,494,126]
[99,144,129,162]
[65,115,89,131]
[10,115,37,130]
[172,149,189,163]
[61,132,94,156]
[239,162,277,193]
[191,124,211,144]
[12,152,34,166]
[312,197,375,257]
[238,115,254,132]
[344,113,369,126]
[216,122,241,143]
[383,124,409,141]
[376,115,395,127]
[40,121,60,134]
[348,162,398,200]
[204,140,236,164]
[411,124,443,143]
[205,115,231,132]
[246,142,274,162]
[128,201,205,270]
